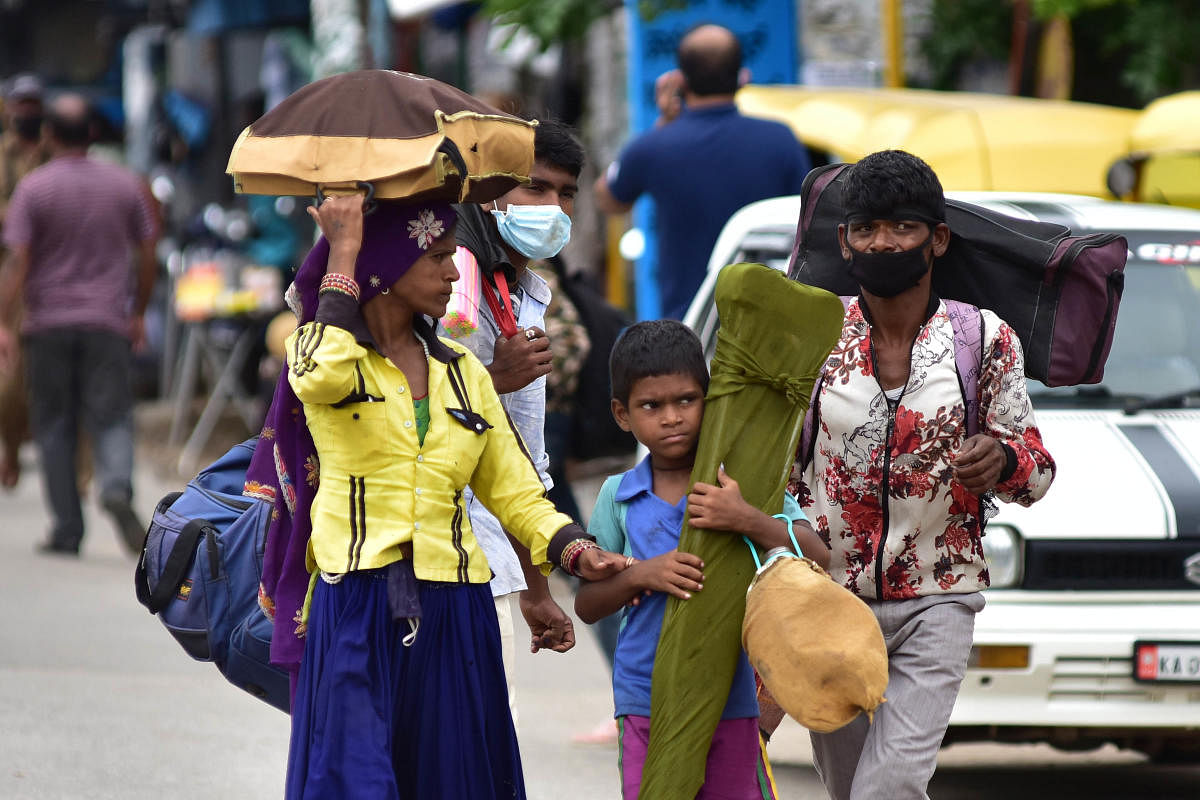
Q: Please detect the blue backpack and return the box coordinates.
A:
[134,438,290,713]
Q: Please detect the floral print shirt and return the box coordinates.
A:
[790,298,1055,601]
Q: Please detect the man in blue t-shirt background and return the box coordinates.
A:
[595,23,811,320]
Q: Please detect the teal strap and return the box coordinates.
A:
[742,535,764,570]
[774,513,805,559]
[742,513,804,569]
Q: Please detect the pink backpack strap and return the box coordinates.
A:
[798,373,824,472]
[944,299,984,438]
[797,296,852,470]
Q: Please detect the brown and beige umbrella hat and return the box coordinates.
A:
[226,70,535,204]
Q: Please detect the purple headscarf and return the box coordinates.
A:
[243,200,457,680]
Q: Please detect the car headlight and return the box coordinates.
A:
[982,523,1024,588]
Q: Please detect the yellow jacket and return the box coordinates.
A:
[285,294,580,582]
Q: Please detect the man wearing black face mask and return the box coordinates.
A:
[776,151,1056,800]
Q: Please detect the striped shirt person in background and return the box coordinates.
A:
[0,93,159,556]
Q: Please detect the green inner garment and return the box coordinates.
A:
[413,395,430,446]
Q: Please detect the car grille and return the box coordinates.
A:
[1023,540,1200,590]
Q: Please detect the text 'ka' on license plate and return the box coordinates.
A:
[1133,641,1200,683]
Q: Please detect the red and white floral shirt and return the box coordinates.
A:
[790,297,1055,601]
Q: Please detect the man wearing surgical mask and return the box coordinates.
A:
[437,118,583,727]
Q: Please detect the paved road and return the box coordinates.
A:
[2,408,1197,798]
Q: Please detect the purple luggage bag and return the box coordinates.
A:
[788,162,1128,387]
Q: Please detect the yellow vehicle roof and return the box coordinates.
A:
[1130,91,1200,155]
[736,85,1138,198]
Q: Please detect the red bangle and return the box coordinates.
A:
[564,539,599,577]
[319,273,361,302]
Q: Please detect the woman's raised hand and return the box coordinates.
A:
[307,194,365,271]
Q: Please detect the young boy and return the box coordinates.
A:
[576,320,829,800]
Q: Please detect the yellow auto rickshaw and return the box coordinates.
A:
[735,85,1139,198]
[1106,91,1200,208]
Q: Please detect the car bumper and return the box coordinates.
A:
[951,591,1200,731]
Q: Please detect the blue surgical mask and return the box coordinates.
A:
[490,203,572,259]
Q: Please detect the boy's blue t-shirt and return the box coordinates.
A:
[587,455,809,720]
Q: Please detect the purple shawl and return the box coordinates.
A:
[243,200,457,678]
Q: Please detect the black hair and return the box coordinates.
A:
[47,107,91,147]
[533,118,585,179]
[842,149,946,223]
[610,319,709,406]
[677,24,742,97]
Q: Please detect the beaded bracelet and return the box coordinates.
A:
[568,541,600,577]
[320,275,361,300]
[319,272,361,302]
[560,539,587,574]
[561,538,599,576]
[560,538,583,565]
[321,272,359,292]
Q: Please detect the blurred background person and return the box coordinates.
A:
[594,23,811,320]
[0,73,49,227]
[0,73,50,489]
[0,93,159,556]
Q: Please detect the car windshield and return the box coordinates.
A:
[1028,257,1200,405]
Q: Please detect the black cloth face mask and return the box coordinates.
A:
[12,115,43,142]
[845,232,933,298]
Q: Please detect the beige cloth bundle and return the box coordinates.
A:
[742,556,888,732]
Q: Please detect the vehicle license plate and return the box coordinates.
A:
[1133,641,1200,683]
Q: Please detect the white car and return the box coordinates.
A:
[683,192,1200,763]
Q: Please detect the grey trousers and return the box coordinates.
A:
[24,328,134,547]
[810,592,985,800]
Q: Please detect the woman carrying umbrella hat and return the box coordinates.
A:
[236,73,627,796]
[242,176,625,796]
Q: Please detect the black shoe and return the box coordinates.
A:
[101,494,146,555]
[36,539,80,557]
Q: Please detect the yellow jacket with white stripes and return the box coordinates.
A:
[284,292,583,582]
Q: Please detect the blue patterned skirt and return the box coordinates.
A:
[285,571,524,799]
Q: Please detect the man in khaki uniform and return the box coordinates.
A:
[1,74,50,226]
[0,74,50,488]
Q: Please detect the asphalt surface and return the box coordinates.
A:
[2,402,1198,799]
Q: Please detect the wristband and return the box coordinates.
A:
[998,443,1018,483]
